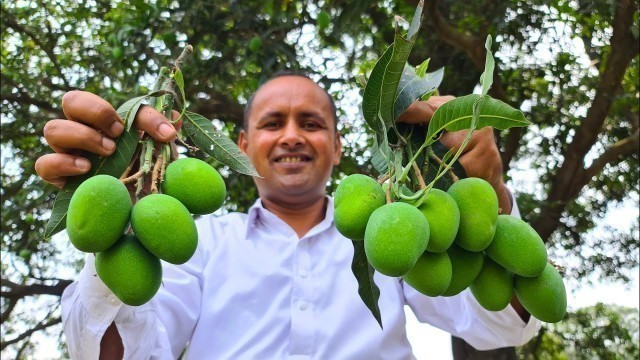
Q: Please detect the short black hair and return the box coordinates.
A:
[242,71,338,131]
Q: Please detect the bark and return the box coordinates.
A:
[1,278,73,300]
[0,317,61,350]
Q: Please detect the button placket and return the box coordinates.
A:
[290,238,314,356]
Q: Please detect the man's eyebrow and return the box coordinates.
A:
[300,111,326,120]
[258,111,285,120]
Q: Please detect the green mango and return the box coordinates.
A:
[485,215,547,277]
[470,257,514,311]
[67,175,132,253]
[96,234,162,306]
[447,177,498,251]
[514,262,567,323]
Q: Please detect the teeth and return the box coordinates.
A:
[280,157,303,163]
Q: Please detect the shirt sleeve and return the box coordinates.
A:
[404,287,540,350]
[403,187,541,350]
[61,237,206,359]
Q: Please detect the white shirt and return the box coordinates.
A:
[61,197,540,359]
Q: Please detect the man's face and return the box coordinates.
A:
[238,76,341,206]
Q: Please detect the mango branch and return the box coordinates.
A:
[428,148,458,182]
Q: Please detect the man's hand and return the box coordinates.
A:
[35,90,179,188]
[398,96,512,214]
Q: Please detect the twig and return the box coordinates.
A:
[119,145,142,180]
[429,150,459,182]
[377,173,390,185]
[412,162,427,189]
[150,152,165,194]
[176,134,199,154]
[121,170,144,185]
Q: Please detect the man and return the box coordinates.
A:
[35,74,540,359]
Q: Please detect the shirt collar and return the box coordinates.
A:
[244,196,335,240]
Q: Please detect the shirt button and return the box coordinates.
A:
[109,295,118,304]
[299,302,308,311]
[299,271,308,279]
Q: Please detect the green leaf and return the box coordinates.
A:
[425,95,530,144]
[43,126,139,239]
[393,65,444,120]
[350,239,382,328]
[371,134,391,174]
[361,1,423,134]
[415,58,430,77]
[479,35,495,96]
[378,2,424,124]
[173,67,187,113]
[117,95,149,130]
[182,111,259,176]
[361,44,393,134]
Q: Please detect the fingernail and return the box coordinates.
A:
[75,158,91,171]
[158,123,176,139]
[110,120,124,136]
[102,137,116,152]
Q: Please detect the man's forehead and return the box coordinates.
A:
[253,76,328,102]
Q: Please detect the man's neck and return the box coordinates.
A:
[260,195,328,238]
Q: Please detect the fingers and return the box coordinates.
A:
[397,95,456,125]
[35,153,91,188]
[62,91,178,142]
[62,91,124,138]
[133,106,178,142]
[44,120,116,156]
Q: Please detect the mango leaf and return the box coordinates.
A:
[393,65,444,120]
[351,240,382,328]
[172,67,187,114]
[117,95,148,130]
[379,5,424,126]
[361,44,393,134]
[182,111,259,177]
[479,36,495,96]
[43,126,140,239]
[425,95,530,144]
[415,58,430,77]
[361,0,423,135]
[370,133,391,174]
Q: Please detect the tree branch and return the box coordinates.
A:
[583,129,640,182]
[533,0,639,241]
[2,9,71,89]
[0,317,61,350]
[1,278,73,300]
[1,299,17,324]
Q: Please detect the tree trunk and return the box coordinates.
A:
[451,336,517,360]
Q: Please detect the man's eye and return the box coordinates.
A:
[302,122,321,129]
[262,121,280,129]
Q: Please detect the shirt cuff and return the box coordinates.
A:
[505,186,521,218]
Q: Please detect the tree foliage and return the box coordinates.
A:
[1,0,638,357]
[518,303,640,359]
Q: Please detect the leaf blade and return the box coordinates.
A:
[426,95,531,142]
[351,239,383,328]
[182,111,259,176]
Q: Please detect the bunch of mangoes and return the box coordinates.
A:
[334,174,567,323]
[66,157,226,306]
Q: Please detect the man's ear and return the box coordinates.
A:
[238,130,248,154]
[333,131,342,165]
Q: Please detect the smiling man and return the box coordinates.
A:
[238,75,341,237]
[35,73,539,359]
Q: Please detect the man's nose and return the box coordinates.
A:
[279,120,304,147]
